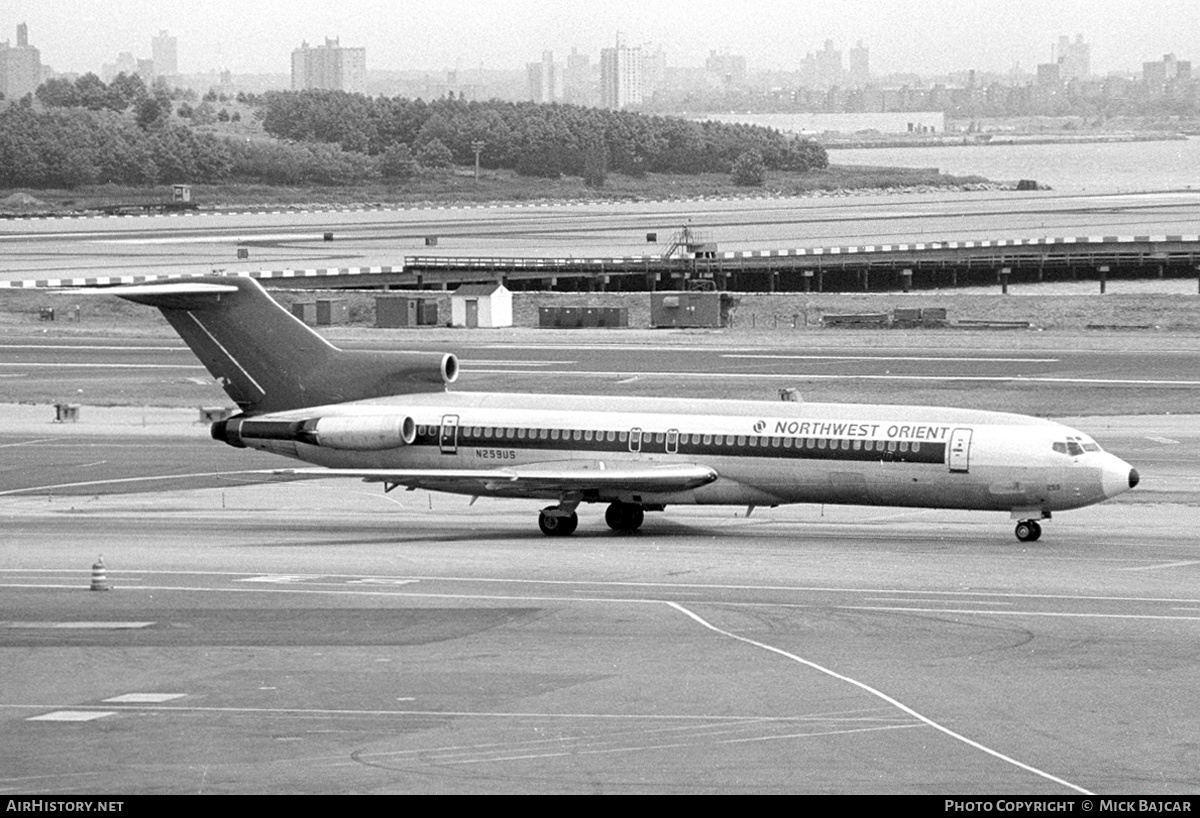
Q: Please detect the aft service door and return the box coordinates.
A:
[948,428,972,473]
[440,414,459,455]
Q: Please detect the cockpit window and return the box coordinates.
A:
[1067,441,1085,456]
[1082,443,1101,452]
[1053,442,1067,454]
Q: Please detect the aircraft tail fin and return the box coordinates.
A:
[114,276,457,414]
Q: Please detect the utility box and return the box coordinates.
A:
[376,296,438,328]
[316,299,349,326]
[172,184,192,203]
[290,302,317,325]
[651,291,723,328]
[539,306,628,328]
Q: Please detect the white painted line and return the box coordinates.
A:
[28,711,115,722]
[236,575,320,584]
[1122,561,1200,572]
[103,693,186,703]
[664,600,1093,795]
[462,368,1200,387]
[1,622,155,629]
[723,354,1059,363]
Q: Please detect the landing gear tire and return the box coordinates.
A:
[539,510,578,537]
[1015,520,1043,542]
[605,503,645,532]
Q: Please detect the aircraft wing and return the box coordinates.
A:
[0,462,718,499]
[272,461,720,498]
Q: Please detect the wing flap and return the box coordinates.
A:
[275,461,719,495]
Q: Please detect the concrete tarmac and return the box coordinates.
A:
[1,486,1198,794]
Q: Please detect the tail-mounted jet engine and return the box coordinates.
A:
[213,415,416,451]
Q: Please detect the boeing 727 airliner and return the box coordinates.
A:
[105,276,1137,541]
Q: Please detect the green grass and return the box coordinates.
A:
[1,163,996,214]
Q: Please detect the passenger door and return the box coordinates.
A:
[948,428,972,473]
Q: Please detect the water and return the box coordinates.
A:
[826,137,1200,193]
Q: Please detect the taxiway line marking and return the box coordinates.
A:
[1123,560,1200,572]
[463,368,1200,387]
[723,354,1060,363]
[663,600,1093,796]
[0,438,58,449]
[4,568,1199,607]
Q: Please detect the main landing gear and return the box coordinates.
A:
[537,502,648,536]
[604,502,645,533]
[1014,520,1043,542]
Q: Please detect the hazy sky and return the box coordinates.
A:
[4,0,1198,78]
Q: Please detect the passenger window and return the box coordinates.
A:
[584,430,594,441]
[702,434,712,445]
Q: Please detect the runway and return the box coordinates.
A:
[4,189,1200,282]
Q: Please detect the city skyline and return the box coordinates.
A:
[3,0,1199,80]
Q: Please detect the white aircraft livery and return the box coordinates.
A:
[106,276,1137,541]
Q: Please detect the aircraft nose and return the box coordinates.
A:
[1101,455,1139,498]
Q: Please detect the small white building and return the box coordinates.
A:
[450,282,513,328]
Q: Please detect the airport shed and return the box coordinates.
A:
[450,282,512,328]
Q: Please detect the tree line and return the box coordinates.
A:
[258,90,827,178]
[0,79,827,189]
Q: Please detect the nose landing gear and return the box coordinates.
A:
[1014,520,1043,542]
[538,505,579,536]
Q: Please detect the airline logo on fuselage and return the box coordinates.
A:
[766,420,953,441]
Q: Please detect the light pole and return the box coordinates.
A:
[471,140,485,185]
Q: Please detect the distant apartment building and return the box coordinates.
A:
[152,30,178,77]
[1143,53,1192,95]
[847,41,870,88]
[0,22,41,100]
[1036,62,1062,86]
[705,50,747,87]
[527,50,561,103]
[292,38,366,92]
[1054,35,1090,80]
[600,33,642,109]
[102,51,139,82]
[642,43,666,97]
[815,40,843,88]
[562,48,593,106]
